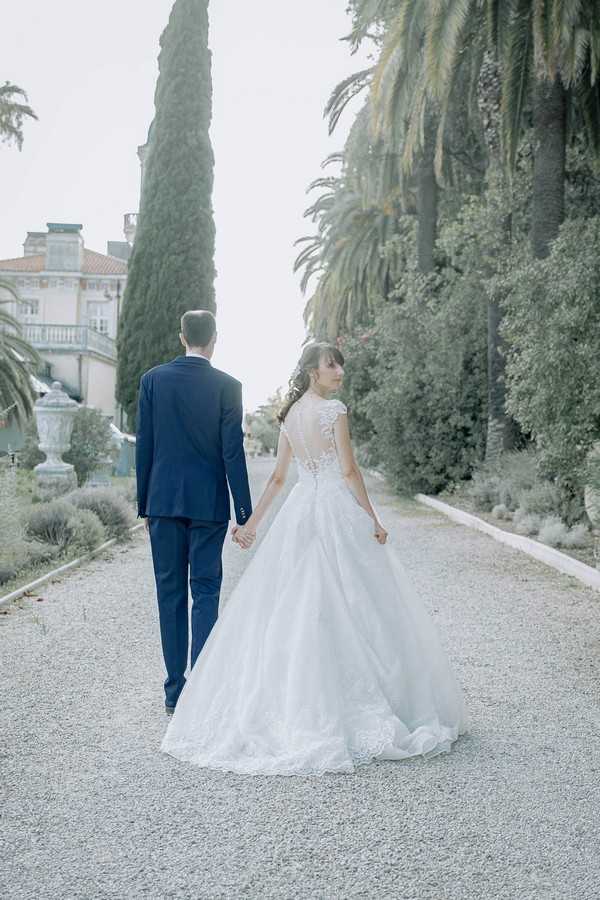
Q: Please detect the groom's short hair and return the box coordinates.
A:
[181,310,216,347]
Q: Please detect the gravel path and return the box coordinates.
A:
[2,459,600,900]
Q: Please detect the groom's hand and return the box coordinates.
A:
[232,524,255,549]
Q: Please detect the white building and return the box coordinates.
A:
[0,222,130,420]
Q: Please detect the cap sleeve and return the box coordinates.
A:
[318,398,348,436]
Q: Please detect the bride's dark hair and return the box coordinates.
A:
[278,341,344,423]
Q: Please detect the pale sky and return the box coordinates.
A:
[0,1,371,411]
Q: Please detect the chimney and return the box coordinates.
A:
[24,232,47,257]
[45,223,84,272]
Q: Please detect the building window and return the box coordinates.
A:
[20,298,40,322]
[49,278,57,288]
[93,319,109,335]
[87,302,110,336]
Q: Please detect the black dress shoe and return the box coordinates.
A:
[165,704,175,716]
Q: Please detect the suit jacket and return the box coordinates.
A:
[135,355,252,524]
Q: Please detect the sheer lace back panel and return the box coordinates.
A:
[281,392,347,483]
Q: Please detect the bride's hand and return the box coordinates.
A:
[232,524,256,550]
[374,521,388,545]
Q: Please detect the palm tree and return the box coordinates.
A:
[330,2,452,277]
[368,0,600,259]
[0,82,37,150]
[363,0,600,463]
[295,162,401,338]
[0,282,40,425]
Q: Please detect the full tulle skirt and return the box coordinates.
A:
[160,475,468,775]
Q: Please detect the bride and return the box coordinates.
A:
[160,342,468,775]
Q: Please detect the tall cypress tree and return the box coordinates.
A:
[116,0,215,425]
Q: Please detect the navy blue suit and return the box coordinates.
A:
[136,354,252,708]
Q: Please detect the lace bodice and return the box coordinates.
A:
[280,391,347,484]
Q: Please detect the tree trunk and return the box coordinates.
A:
[477,53,519,461]
[485,282,519,462]
[532,77,566,259]
[416,126,438,274]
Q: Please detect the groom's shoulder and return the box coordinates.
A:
[209,366,242,392]
[140,359,177,384]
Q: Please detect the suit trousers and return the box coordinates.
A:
[148,517,229,707]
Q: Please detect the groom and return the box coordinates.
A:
[136,310,253,715]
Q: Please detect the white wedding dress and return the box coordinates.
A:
[161,392,468,775]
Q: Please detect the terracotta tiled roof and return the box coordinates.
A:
[0,254,44,272]
[0,249,128,276]
[82,249,128,275]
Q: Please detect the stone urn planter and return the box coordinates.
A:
[33,381,78,500]
[584,441,600,569]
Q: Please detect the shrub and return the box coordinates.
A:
[537,515,589,548]
[28,541,61,565]
[17,418,44,470]
[0,457,24,553]
[65,486,134,540]
[467,449,539,512]
[346,269,488,495]
[113,477,137,506]
[468,473,501,511]
[518,482,562,517]
[24,500,105,552]
[25,500,77,547]
[0,566,17,586]
[492,504,511,520]
[513,509,542,536]
[500,218,600,503]
[64,407,114,486]
[25,500,75,549]
[70,508,106,553]
[562,523,589,548]
[538,516,569,547]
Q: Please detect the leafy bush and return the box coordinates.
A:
[500,218,600,506]
[25,500,76,547]
[64,407,114,486]
[27,541,62,566]
[65,486,134,540]
[467,449,539,512]
[537,516,589,549]
[17,418,44,470]
[24,500,105,551]
[70,508,106,553]
[513,511,542,536]
[246,390,284,455]
[0,564,17,585]
[492,504,511,520]
[518,482,562,517]
[341,267,488,495]
[112,477,137,506]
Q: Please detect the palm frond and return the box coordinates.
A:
[424,0,474,100]
[325,68,374,134]
[501,0,534,170]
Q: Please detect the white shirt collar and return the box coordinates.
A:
[186,352,210,361]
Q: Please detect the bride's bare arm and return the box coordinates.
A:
[334,414,388,544]
[233,429,293,547]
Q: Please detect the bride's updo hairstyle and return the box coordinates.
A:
[278,342,344,423]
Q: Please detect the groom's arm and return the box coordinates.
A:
[220,378,252,525]
[135,374,154,519]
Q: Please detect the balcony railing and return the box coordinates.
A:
[21,324,117,361]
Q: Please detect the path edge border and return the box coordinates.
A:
[0,523,145,610]
[415,493,600,593]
